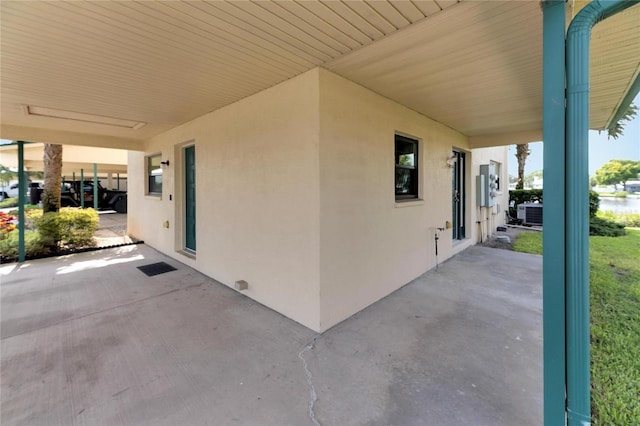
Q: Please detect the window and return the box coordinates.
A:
[395,134,419,200]
[147,154,163,195]
[491,161,502,191]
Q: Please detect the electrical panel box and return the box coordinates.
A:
[479,164,497,207]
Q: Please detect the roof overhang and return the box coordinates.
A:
[1,0,638,149]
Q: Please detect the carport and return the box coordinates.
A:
[1,1,639,424]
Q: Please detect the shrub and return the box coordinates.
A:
[0,198,18,209]
[0,230,48,260]
[597,211,640,228]
[590,217,626,237]
[36,208,99,249]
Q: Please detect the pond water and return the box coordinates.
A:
[598,196,640,214]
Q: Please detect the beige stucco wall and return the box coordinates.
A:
[128,67,510,333]
[317,69,473,331]
[128,69,322,331]
[471,146,510,243]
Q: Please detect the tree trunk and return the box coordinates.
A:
[43,144,63,213]
[515,143,530,190]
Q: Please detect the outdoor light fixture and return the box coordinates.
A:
[160,160,170,166]
[446,154,457,168]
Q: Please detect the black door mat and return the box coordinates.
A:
[137,262,177,277]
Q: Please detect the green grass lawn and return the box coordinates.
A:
[513,229,640,425]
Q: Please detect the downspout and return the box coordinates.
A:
[565,1,635,425]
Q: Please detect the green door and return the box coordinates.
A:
[452,150,465,240]
[184,145,196,252]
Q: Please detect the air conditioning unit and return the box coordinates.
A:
[517,203,543,226]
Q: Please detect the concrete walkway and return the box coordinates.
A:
[0,245,542,426]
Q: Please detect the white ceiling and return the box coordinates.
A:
[1,1,638,150]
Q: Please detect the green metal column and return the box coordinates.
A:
[542,2,566,424]
[93,163,98,210]
[80,168,84,208]
[17,141,26,262]
[565,1,633,425]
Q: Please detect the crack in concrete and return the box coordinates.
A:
[298,336,321,426]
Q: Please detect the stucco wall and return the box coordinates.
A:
[128,69,321,330]
[317,69,472,331]
[128,67,510,333]
[471,146,509,242]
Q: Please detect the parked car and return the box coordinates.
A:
[61,180,127,213]
[1,181,42,200]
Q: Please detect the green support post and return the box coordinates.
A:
[542,2,566,424]
[62,176,65,192]
[17,141,26,262]
[117,173,120,190]
[93,163,98,210]
[80,169,84,208]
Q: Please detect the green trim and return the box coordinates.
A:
[542,2,566,425]
[93,163,98,210]
[80,169,84,208]
[17,141,26,262]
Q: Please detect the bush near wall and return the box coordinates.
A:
[508,189,600,219]
[36,208,99,249]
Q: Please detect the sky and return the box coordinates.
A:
[508,93,640,177]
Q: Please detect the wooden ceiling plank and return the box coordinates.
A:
[343,0,398,33]
[303,1,375,44]
[269,1,360,51]
[110,1,318,71]
[0,11,283,94]
[13,1,300,83]
[212,0,332,62]
[388,0,427,23]
[366,1,411,29]
[253,1,353,54]
[320,1,383,40]
[411,0,442,17]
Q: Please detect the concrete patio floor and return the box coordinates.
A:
[1,244,542,426]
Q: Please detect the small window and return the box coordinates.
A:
[395,135,419,200]
[147,154,163,195]
[491,161,502,191]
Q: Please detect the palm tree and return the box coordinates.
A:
[42,144,63,212]
[515,143,530,190]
